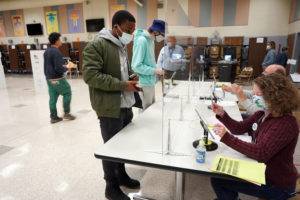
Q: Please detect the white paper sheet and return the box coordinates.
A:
[290,74,300,82]
[256,38,264,43]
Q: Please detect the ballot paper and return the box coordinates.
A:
[211,155,266,185]
[290,74,300,83]
[204,116,252,143]
[203,100,236,107]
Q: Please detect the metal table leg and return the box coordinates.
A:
[175,172,185,200]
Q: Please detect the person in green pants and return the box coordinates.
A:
[44,32,76,123]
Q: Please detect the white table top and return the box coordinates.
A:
[165,81,238,102]
[94,95,253,176]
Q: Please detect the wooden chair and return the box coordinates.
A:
[237,66,253,85]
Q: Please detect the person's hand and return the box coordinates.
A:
[213,124,227,138]
[230,84,240,94]
[231,84,246,101]
[125,81,142,92]
[212,102,225,117]
[154,69,164,76]
[222,84,232,92]
[133,74,139,81]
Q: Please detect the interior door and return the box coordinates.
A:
[248,37,267,76]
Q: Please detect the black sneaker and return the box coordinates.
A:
[50,117,63,124]
[105,183,130,200]
[118,176,140,189]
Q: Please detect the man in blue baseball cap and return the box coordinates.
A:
[132,19,165,110]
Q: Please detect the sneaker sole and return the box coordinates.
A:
[50,120,62,124]
[119,184,140,189]
[63,118,75,120]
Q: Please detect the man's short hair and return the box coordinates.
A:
[282,47,288,52]
[112,10,136,28]
[48,32,61,45]
[167,36,176,40]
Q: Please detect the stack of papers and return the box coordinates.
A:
[211,155,266,185]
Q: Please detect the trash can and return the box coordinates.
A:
[218,61,237,83]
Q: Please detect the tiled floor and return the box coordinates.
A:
[0,74,299,200]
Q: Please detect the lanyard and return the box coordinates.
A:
[254,114,265,144]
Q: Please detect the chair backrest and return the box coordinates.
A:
[240,66,253,76]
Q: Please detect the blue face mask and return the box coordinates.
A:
[252,95,267,111]
[266,45,271,50]
[167,42,172,48]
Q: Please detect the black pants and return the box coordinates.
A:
[98,108,133,184]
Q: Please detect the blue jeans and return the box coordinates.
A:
[211,177,295,200]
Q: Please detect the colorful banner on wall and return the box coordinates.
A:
[108,0,158,29]
[45,11,59,34]
[110,5,125,23]
[0,9,25,37]
[11,15,25,36]
[68,9,82,33]
[44,3,84,34]
[0,16,6,37]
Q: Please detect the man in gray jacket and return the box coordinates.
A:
[222,64,286,115]
[262,41,277,70]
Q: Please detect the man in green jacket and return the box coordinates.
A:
[82,10,141,200]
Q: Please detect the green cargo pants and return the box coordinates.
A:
[46,78,72,119]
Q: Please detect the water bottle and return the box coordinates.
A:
[196,140,206,163]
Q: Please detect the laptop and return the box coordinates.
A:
[172,53,182,59]
[224,55,232,61]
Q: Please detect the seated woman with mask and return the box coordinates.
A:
[211,73,300,200]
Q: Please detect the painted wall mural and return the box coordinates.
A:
[0,9,25,37]
[44,3,84,34]
[68,9,82,33]
[11,15,25,36]
[0,16,6,37]
[45,11,59,34]
[108,0,158,29]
